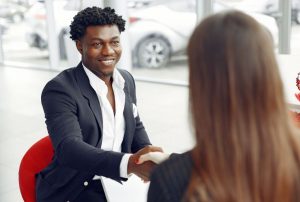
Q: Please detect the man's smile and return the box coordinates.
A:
[98,58,116,66]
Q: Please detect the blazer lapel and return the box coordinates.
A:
[74,64,103,133]
[74,65,135,151]
[122,82,135,152]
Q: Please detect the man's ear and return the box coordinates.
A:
[75,40,83,54]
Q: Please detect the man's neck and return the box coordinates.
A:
[90,69,113,86]
[103,76,113,87]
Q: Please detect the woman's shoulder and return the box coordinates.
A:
[163,151,193,168]
[153,151,193,176]
[149,151,193,201]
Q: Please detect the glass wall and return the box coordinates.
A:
[1,0,101,71]
[1,0,298,83]
[129,0,196,83]
[1,0,50,68]
[1,0,194,82]
[290,0,300,54]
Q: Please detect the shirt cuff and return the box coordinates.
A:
[120,153,132,178]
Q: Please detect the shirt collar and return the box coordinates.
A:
[112,67,125,90]
[82,63,125,91]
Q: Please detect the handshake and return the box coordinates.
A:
[127,146,170,182]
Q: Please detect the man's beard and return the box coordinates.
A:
[102,71,113,77]
[90,68,114,80]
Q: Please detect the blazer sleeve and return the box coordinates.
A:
[42,79,124,181]
[148,166,171,202]
[148,152,194,202]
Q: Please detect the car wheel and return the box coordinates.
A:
[296,10,300,24]
[136,36,171,69]
[12,13,23,23]
[58,28,67,60]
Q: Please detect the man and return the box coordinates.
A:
[36,7,162,202]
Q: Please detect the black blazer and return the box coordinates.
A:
[36,63,151,202]
[148,151,193,202]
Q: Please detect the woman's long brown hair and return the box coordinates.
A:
[187,10,300,202]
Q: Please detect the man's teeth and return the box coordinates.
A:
[101,59,114,65]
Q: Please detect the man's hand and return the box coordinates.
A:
[128,146,163,181]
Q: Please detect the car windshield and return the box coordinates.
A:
[147,0,195,12]
[146,0,232,13]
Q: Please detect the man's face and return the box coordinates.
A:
[76,25,122,79]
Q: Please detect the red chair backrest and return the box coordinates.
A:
[19,136,54,202]
[291,111,300,128]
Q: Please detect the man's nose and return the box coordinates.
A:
[101,44,114,55]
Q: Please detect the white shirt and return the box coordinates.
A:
[83,64,131,178]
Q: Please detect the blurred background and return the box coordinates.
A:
[1,0,299,82]
[0,0,299,201]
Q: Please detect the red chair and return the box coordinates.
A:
[291,111,300,128]
[19,136,54,202]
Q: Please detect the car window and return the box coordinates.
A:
[149,0,196,12]
[63,0,80,11]
[64,0,103,11]
[213,1,231,13]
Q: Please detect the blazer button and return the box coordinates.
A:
[84,181,89,186]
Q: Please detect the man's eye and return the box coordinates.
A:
[112,41,120,46]
[93,43,102,48]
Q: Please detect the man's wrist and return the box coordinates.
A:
[127,153,138,175]
[120,154,132,178]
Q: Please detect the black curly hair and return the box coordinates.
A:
[69,7,126,41]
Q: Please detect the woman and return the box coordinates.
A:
[146,10,300,202]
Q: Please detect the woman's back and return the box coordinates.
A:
[148,10,300,202]
[148,152,193,202]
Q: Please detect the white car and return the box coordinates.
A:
[25,0,77,59]
[263,0,300,24]
[24,0,278,68]
[129,0,279,68]
[0,2,28,23]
